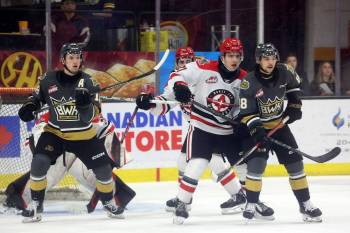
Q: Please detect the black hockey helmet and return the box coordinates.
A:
[255,43,280,62]
[60,43,83,60]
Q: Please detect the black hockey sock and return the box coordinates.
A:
[30,189,45,203]
[245,177,262,203]
[96,180,114,203]
[289,177,310,203]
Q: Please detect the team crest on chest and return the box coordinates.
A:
[50,96,79,121]
[257,96,284,117]
[207,89,234,115]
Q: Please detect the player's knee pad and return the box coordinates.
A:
[184,158,209,180]
[284,160,305,177]
[93,164,112,182]
[31,153,51,177]
[246,157,267,176]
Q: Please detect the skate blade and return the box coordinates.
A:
[255,212,275,221]
[22,215,42,223]
[244,217,254,224]
[166,205,191,213]
[302,215,322,223]
[165,206,175,213]
[173,216,186,225]
[107,212,125,219]
[221,204,245,215]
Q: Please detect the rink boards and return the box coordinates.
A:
[1,99,350,186]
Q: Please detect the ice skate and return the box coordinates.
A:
[255,201,275,220]
[243,202,256,222]
[299,200,322,222]
[220,189,246,214]
[102,199,125,219]
[21,200,43,223]
[165,197,191,212]
[173,200,189,225]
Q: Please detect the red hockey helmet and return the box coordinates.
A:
[175,47,195,61]
[219,38,244,59]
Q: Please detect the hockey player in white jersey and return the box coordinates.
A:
[136,39,250,224]
[2,112,135,216]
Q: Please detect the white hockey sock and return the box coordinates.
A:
[177,158,208,203]
[209,154,241,195]
[177,152,187,183]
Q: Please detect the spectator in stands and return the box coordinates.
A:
[49,0,90,66]
[310,61,335,96]
[285,54,311,96]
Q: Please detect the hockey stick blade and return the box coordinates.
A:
[268,137,341,163]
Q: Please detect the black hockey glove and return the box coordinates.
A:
[250,125,270,150]
[283,104,302,124]
[136,93,155,110]
[18,96,40,122]
[75,87,92,108]
[173,81,192,104]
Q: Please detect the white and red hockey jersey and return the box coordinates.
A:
[151,60,246,135]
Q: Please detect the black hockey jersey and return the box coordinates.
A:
[239,63,301,129]
[32,71,100,140]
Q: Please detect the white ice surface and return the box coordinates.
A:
[1,176,350,233]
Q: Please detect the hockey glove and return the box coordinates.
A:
[250,125,270,150]
[136,93,155,110]
[75,87,92,108]
[283,104,302,124]
[173,81,192,104]
[18,97,40,122]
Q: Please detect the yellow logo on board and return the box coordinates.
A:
[1,52,43,87]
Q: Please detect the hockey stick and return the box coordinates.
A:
[120,106,138,143]
[34,49,170,114]
[101,96,180,105]
[268,137,341,163]
[191,100,239,125]
[99,49,170,93]
[233,117,289,166]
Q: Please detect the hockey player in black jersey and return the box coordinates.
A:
[18,43,123,222]
[239,43,322,222]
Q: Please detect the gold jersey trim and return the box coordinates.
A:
[262,118,283,129]
[44,124,97,141]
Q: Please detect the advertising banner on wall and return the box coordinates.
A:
[102,100,350,169]
[288,99,350,164]
[0,50,155,98]
[102,103,188,169]
[1,99,350,183]
[0,50,220,95]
